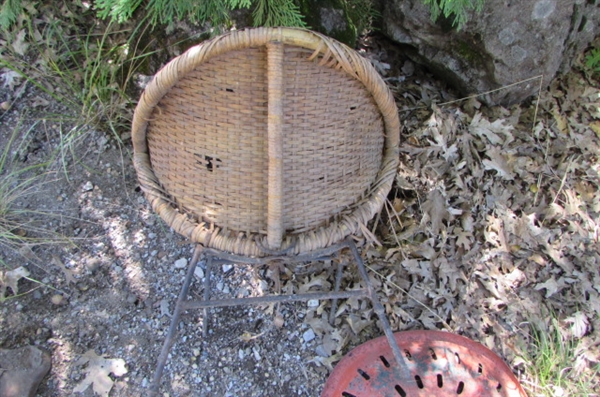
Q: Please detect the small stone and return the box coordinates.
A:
[302,329,315,343]
[194,267,204,279]
[273,314,285,328]
[81,181,93,192]
[50,295,63,305]
[174,258,188,269]
[252,347,261,361]
[307,299,319,308]
[222,264,233,273]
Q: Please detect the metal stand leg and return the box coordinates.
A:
[149,245,204,397]
[345,237,409,375]
[202,255,213,337]
[148,239,408,394]
[329,260,346,325]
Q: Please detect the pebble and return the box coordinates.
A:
[50,294,64,305]
[194,267,205,279]
[174,258,188,269]
[252,347,261,361]
[222,264,233,273]
[302,329,315,343]
[307,299,319,308]
[82,181,94,192]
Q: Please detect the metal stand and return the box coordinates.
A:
[149,237,407,395]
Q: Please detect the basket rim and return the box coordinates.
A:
[131,27,400,257]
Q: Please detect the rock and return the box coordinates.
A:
[380,0,600,105]
[50,294,64,305]
[194,266,205,280]
[0,346,52,397]
[298,0,371,46]
[302,329,316,343]
[221,264,233,273]
[174,258,188,269]
[307,299,319,308]
[81,181,94,192]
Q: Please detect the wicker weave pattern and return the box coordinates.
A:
[132,28,400,257]
[147,48,269,233]
[281,47,383,232]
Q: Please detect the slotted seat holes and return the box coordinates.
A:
[414,375,424,389]
[395,385,407,397]
[429,348,438,360]
[379,355,390,368]
[457,381,465,394]
[357,368,370,381]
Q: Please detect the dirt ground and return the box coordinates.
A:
[1,31,600,397]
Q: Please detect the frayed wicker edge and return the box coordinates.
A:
[132,27,400,257]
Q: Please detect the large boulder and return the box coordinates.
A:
[380,0,600,105]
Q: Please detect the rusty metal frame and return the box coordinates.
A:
[149,237,407,395]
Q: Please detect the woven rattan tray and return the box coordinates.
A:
[132,27,399,257]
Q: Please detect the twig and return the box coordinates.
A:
[531,74,545,133]
[551,155,578,205]
[398,74,545,112]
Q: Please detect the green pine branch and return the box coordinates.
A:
[423,0,485,30]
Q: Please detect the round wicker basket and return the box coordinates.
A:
[132,27,399,257]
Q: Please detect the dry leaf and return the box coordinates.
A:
[52,255,75,284]
[590,121,600,138]
[469,112,514,146]
[1,69,22,91]
[12,29,29,56]
[309,352,343,371]
[298,274,331,294]
[0,266,30,297]
[240,331,265,342]
[552,106,569,134]
[534,277,560,298]
[73,350,127,396]
[565,312,589,338]
[483,147,514,180]
[346,314,371,335]
[421,188,449,235]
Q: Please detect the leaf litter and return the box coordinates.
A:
[355,67,600,392]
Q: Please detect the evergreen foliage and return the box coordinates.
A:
[1,0,484,32]
[423,0,485,30]
[0,0,23,29]
[585,47,600,74]
[253,0,305,27]
[93,0,304,28]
